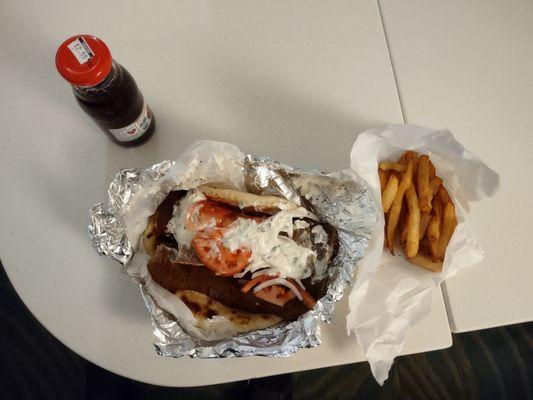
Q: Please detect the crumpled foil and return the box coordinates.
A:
[88,141,377,358]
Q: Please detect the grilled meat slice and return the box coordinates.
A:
[148,245,309,320]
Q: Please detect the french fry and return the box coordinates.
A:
[427,198,442,244]
[419,212,431,239]
[408,252,443,273]
[387,194,403,253]
[432,202,457,261]
[379,162,406,173]
[386,160,414,254]
[399,201,409,244]
[398,150,418,169]
[408,152,419,185]
[428,176,442,206]
[379,169,389,194]
[417,155,431,213]
[400,218,407,243]
[381,174,398,212]
[403,150,418,161]
[437,185,452,205]
[405,184,420,258]
[401,202,424,245]
[398,151,418,183]
[399,200,425,243]
[429,160,436,178]
[419,236,431,254]
[429,176,442,194]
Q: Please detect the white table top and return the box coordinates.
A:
[380,0,533,332]
[0,0,453,386]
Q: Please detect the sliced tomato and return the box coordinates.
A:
[254,285,296,307]
[187,199,270,276]
[252,279,316,309]
[241,275,275,293]
[186,200,267,232]
[298,289,316,309]
[241,275,300,308]
[191,231,251,276]
[186,200,239,231]
[288,279,317,309]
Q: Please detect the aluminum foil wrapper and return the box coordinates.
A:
[88,141,377,357]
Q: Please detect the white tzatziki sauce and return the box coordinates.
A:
[167,189,207,247]
[222,207,317,280]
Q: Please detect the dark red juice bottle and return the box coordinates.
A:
[56,35,155,146]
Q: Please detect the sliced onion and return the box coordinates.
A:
[251,269,271,279]
[293,278,306,290]
[233,265,253,278]
[253,278,303,301]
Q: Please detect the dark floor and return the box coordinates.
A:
[0,262,531,400]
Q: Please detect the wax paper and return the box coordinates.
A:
[347,124,499,384]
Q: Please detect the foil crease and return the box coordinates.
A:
[89,161,174,266]
[88,142,377,358]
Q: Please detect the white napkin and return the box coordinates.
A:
[346,124,499,384]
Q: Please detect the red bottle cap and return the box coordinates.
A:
[56,35,113,87]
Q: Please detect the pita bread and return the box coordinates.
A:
[175,290,281,333]
[141,215,157,255]
[198,185,299,214]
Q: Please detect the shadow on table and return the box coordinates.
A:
[0,260,531,400]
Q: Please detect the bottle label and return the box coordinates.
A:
[67,37,95,64]
[109,103,153,142]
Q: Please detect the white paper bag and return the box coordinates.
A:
[346,124,499,384]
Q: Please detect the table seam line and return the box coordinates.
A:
[377,0,407,123]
